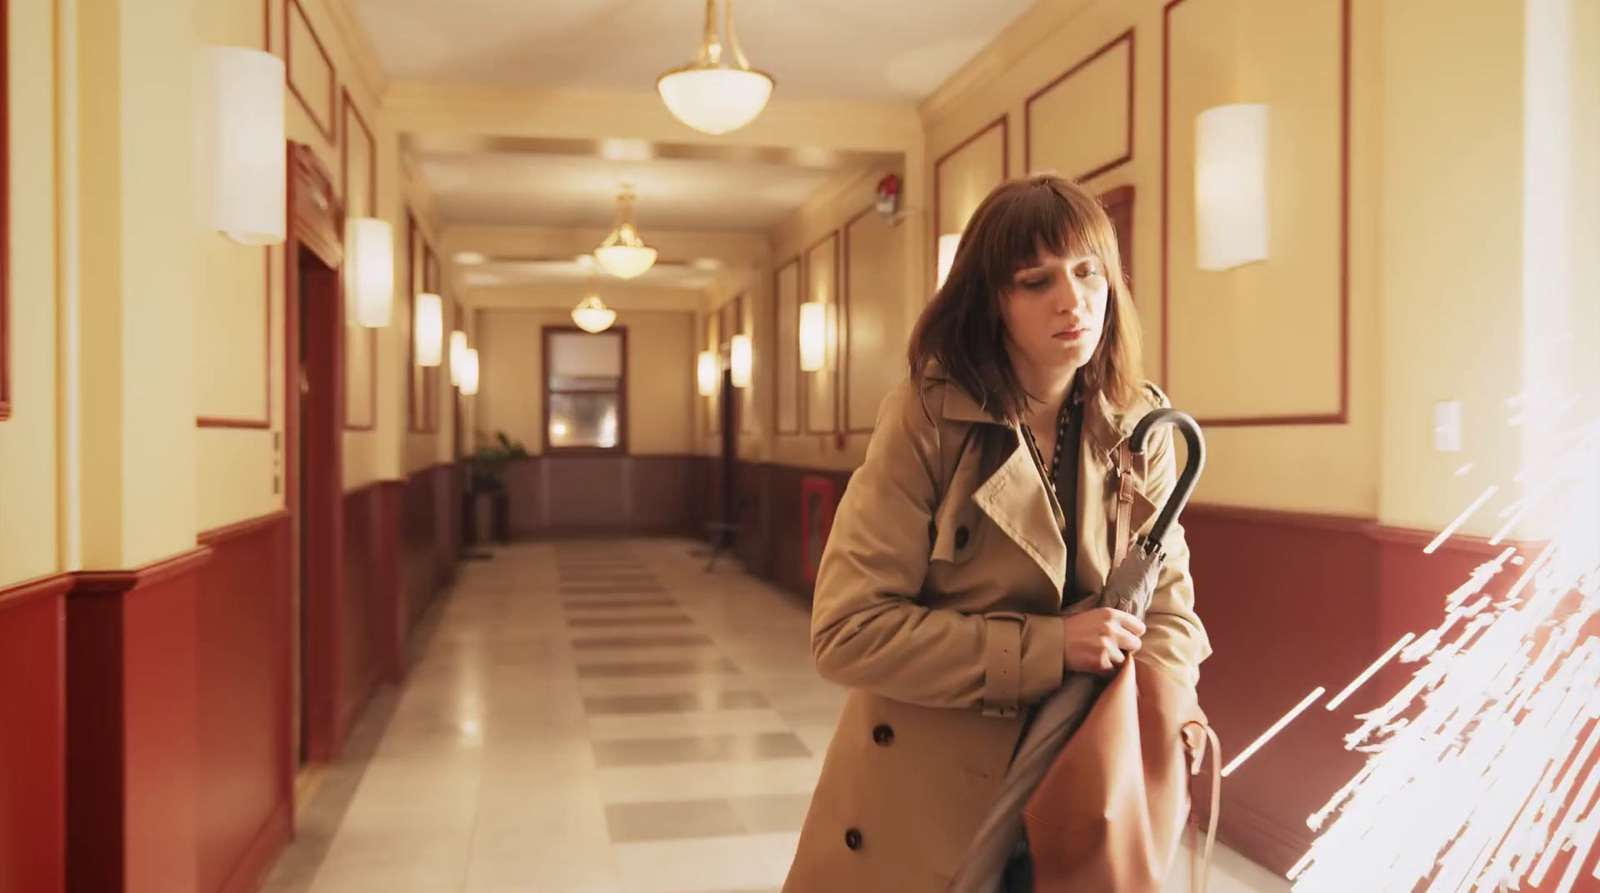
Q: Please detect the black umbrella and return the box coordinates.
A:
[947,408,1206,893]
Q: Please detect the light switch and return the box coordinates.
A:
[1433,401,1463,452]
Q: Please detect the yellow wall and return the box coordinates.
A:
[402,161,452,476]
[197,0,419,533]
[919,0,1380,519]
[0,0,60,585]
[1377,0,1524,535]
[476,309,696,457]
[68,0,199,569]
[762,167,909,473]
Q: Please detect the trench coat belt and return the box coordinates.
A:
[981,611,1028,718]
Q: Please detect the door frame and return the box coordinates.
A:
[283,141,346,767]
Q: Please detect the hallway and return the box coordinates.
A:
[256,539,1287,893]
[261,540,840,893]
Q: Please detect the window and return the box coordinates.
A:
[544,327,626,452]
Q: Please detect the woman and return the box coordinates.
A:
[782,173,1211,893]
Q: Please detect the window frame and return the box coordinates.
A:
[541,324,628,455]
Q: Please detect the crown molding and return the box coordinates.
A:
[324,0,390,101]
[468,285,707,312]
[382,81,922,154]
[918,0,1099,127]
[769,162,894,257]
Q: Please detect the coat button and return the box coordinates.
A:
[955,526,970,549]
[872,724,894,745]
[845,828,863,850]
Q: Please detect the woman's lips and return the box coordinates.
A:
[1054,327,1089,342]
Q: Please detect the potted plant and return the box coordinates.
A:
[466,430,529,544]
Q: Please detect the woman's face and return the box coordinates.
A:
[999,246,1110,379]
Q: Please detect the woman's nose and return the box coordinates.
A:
[1060,281,1090,313]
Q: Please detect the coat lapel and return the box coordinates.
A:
[937,376,1159,605]
[939,379,1068,596]
[969,431,1068,596]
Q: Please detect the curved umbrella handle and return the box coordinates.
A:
[1129,408,1206,547]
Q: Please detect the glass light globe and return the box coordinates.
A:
[593,243,658,280]
[657,67,774,136]
[571,295,617,333]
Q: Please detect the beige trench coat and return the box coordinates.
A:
[782,371,1212,893]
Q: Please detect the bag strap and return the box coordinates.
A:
[1185,721,1222,893]
[1113,441,1135,564]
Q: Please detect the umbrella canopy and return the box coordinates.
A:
[945,408,1205,893]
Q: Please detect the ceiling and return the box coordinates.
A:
[417,149,844,230]
[350,0,1041,102]
[457,255,723,291]
[360,0,1037,291]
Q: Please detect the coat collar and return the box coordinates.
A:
[936,374,1143,596]
[935,372,1136,461]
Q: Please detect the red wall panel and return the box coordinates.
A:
[196,513,293,893]
[70,550,209,893]
[0,575,69,893]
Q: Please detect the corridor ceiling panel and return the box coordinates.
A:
[350,0,1040,101]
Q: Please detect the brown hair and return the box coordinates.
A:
[907,173,1144,422]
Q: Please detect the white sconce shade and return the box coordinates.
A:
[415,293,444,367]
[697,350,719,396]
[203,47,286,246]
[459,348,480,396]
[936,233,962,289]
[729,334,752,388]
[799,301,829,372]
[345,217,393,328]
[449,330,469,386]
[1195,103,1270,271]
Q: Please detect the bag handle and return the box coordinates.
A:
[1185,721,1222,893]
[1113,442,1135,565]
[1124,439,1221,893]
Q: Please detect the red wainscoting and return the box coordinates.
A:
[500,455,700,539]
[342,485,384,735]
[69,549,210,893]
[1182,506,1548,877]
[376,480,406,682]
[195,513,292,893]
[1182,506,1380,872]
[0,573,71,893]
[403,464,446,631]
[434,464,460,590]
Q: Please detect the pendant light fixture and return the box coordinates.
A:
[593,185,658,280]
[571,275,618,334]
[657,0,774,136]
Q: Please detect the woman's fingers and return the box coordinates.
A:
[1111,623,1143,655]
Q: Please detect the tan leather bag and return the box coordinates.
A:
[1022,444,1222,893]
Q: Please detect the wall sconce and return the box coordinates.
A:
[202,47,286,246]
[936,233,962,289]
[345,217,393,328]
[799,301,831,372]
[449,330,469,386]
[697,350,719,396]
[460,348,480,396]
[415,293,444,366]
[1195,103,1270,271]
[729,334,752,388]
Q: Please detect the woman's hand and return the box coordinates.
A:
[1062,608,1147,675]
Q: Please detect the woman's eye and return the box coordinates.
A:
[1074,263,1103,279]
[1020,276,1050,290]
